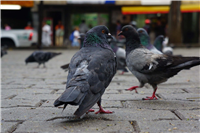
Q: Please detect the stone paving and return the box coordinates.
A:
[1,48,200,133]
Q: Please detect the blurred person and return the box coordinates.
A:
[55,21,64,46]
[4,24,11,30]
[116,20,122,40]
[24,22,33,30]
[130,21,137,29]
[72,26,80,47]
[143,19,151,34]
[79,20,88,33]
[42,21,52,47]
[155,20,165,37]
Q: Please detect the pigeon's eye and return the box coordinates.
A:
[125,28,128,31]
[102,30,105,34]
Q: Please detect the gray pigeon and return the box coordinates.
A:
[118,25,200,100]
[54,25,117,117]
[25,51,62,68]
[1,45,7,57]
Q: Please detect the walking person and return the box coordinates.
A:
[55,21,64,46]
[42,21,52,47]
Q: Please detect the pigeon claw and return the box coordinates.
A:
[119,71,125,75]
[88,109,95,112]
[142,95,158,100]
[95,106,113,114]
[126,86,139,93]
[86,109,95,114]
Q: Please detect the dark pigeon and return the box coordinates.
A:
[108,36,128,74]
[118,25,200,100]
[1,45,7,57]
[25,51,62,68]
[54,25,117,117]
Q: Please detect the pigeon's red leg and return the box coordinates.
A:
[119,71,124,75]
[126,86,138,93]
[88,109,95,112]
[95,101,113,114]
[143,88,158,100]
[86,109,95,114]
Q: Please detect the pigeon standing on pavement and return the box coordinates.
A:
[108,36,128,74]
[118,25,200,100]
[54,25,117,117]
[25,51,62,68]
[1,45,7,57]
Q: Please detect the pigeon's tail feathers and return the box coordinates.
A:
[60,63,69,71]
[52,52,62,57]
[74,92,101,117]
[171,57,200,70]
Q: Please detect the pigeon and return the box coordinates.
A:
[54,25,117,117]
[25,51,62,68]
[153,35,165,52]
[161,37,173,56]
[108,36,128,74]
[118,25,200,100]
[137,28,162,54]
[1,45,7,57]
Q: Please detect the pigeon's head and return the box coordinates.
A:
[25,54,36,65]
[118,25,139,39]
[86,25,112,40]
[137,28,148,38]
[155,35,164,44]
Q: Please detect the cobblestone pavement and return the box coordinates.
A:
[1,48,200,133]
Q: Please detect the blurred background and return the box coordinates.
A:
[1,0,200,48]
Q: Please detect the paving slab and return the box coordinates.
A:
[14,119,134,133]
[1,48,200,133]
[1,121,20,133]
[138,120,200,133]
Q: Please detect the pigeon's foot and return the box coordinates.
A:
[95,106,113,114]
[119,71,124,75]
[88,109,95,112]
[86,109,95,114]
[126,86,138,93]
[142,95,158,100]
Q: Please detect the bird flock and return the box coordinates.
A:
[24,25,200,118]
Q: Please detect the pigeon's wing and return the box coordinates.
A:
[33,52,52,62]
[73,47,117,116]
[127,48,172,74]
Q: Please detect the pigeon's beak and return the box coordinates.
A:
[106,33,112,39]
[118,31,123,36]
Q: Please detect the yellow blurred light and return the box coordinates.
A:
[0,5,21,10]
